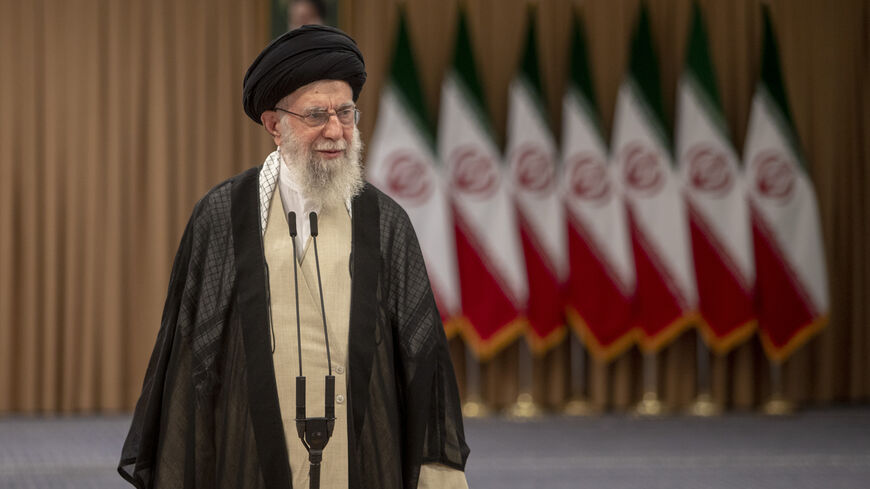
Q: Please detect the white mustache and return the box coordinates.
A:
[313,140,347,151]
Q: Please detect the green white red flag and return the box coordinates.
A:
[610,6,698,351]
[439,9,527,358]
[507,8,568,353]
[561,13,636,361]
[366,9,461,333]
[677,5,756,353]
[745,7,828,361]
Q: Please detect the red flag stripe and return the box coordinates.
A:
[517,209,567,353]
[750,202,827,361]
[452,207,525,359]
[686,202,757,353]
[627,204,697,351]
[565,212,636,360]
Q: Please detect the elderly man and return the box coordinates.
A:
[119,26,469,489]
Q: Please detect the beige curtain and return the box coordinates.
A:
[0,0,272,412]
[0,0,867,414]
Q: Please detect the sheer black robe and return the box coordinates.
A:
[118,166,469,488]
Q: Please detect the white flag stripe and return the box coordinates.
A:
[676,77,754,286]
[439,73,528,306]
[611,83,698,307]
[507,77,568,280]
[560,88,635,294]
[744,91,828,312]
[366,85,461,316]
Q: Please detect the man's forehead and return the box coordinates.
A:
[283,80,353,108]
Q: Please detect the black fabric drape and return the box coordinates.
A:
[119,166,468,489]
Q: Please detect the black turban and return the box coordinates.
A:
[242,25,366,124]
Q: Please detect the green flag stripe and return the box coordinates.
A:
[452,9,488,120]
[569,11,600,121]
[518,5,550,125]
[760,5,806,169]
[390,7,434,147]
[685,3,724,124]
[627,5,669,147]
[520,5,544,101]
[626,76,671,159]
[568,10,605,145]
[450,7,498,143]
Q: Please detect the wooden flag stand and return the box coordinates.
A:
[461,347,491,418]
[687,335,722,416]
[762,360,794,415]
[562,334,599,415]
[635,352,667,416]
[505,341,544,419]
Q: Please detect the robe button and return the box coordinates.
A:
[336,394,345,404]
[335,366,344,374]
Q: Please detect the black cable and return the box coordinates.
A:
[288,211,303,377]
[309,212,332,376]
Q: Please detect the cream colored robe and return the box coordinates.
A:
[265,181,468,488]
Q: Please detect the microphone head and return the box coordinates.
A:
[309,212,319,237]
[287,211,297,237]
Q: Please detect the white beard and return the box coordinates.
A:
[279,124,365,210]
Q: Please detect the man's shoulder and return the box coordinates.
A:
[359,181,420,247]
[361,182,410,223]
[191,166,261,219]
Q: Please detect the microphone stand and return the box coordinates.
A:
[287,211,336,489]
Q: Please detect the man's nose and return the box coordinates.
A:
[321,114,343,139]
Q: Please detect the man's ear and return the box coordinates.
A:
[261,110,283,146]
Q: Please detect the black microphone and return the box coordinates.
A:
[288,212,307,439]
[287,211,335,489]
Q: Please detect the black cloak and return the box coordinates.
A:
[118,166,469,488]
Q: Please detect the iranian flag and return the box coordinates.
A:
[745,7,828,362]
[611,6,698,352]
[366,10,460,333]
[677,4,756,354]
[507,8,568,354]
[439,9,527,359]
[561,13,636,361]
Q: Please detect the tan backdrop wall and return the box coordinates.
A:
[0,0,867,413]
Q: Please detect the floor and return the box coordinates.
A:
[1,406,869,488]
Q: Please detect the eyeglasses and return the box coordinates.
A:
[274,107,360,127]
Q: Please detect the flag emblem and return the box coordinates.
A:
[567,154,611,204]
[449,146,500,198]
[622,143,665,196]
[385,151,435,204]
[687,145,733,195]
[752,150,796,203]
[513,144,556,193]
[366,8,461,329]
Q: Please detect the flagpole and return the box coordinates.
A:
[461,346,491,418]
[762,359,794,415]
[505,340,544,419]
[562,333,598,415]
[635,352,666,416]
[687,333,722,416]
